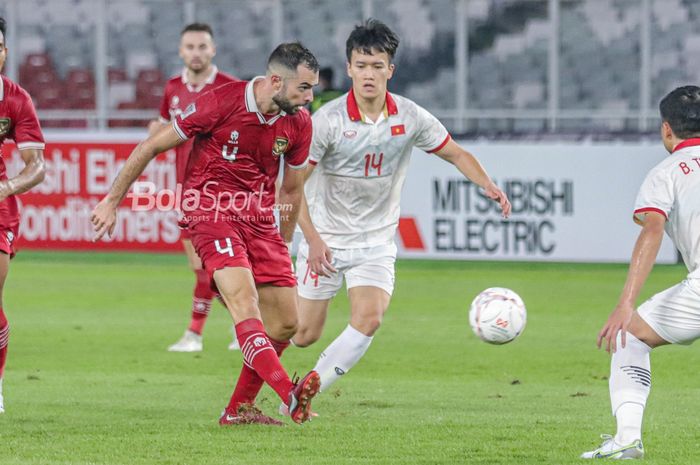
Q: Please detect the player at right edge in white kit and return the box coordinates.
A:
[582,86,700,460]
[288,19,511,403]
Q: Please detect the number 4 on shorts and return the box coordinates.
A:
[215,238,234,257]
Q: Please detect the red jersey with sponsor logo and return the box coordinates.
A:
[158,66,237,185]
[0,75,45,232]
[173,78,311,225]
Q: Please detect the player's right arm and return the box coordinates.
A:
[298,164,335,276]
[91,125,184,241]
[597,211,665,352]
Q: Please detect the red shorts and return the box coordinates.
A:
[0,227,18,259]
[0,195,19,259]
[189,219,295,288]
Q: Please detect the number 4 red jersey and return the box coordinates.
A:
[173,78,311,226]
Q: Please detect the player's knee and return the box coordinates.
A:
[292,327,321,347]
[354,314,383,336]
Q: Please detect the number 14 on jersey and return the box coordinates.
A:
[364,152,384,177]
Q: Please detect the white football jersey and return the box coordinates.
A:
[306,90,450,248]
[634,138,700,279]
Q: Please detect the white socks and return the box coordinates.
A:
[609,332,651,445]
[313,324,373,392]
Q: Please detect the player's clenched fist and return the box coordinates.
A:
[91,198,117,242]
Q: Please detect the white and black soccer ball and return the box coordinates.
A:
[469,287,526,345]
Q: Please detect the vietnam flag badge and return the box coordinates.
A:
[391,124,405,136]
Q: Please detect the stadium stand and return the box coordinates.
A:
[5,0,700,132]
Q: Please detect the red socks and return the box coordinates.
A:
[226,335,290,412]
[226,319,293,411]
[0,308,8,378]
[188,269,214,335]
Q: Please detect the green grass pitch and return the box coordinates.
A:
[0,251,697,464]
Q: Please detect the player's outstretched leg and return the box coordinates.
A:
[216,268,320,424]
[582,332,651,460]
[222,337,287,416]
[228,318,319,424]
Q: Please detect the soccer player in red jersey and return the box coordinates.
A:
[91,42,321,425]
[0,17,47,413]
[147,23,238,353]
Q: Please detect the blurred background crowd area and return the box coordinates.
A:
[1,0,699,136]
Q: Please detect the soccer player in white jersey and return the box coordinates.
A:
[581,86,700,460]
[289,19,511,399]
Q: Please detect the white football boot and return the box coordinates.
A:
[167,330,203,352]
[581,434,644,460]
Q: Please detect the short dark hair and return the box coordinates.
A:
[267,42,319,74]
[0,17,6,42]
[181,23,214,38]
[660,86,700,139]
[346,18,400,62]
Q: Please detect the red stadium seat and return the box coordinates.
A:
[66,68,94,86]
[108,67,128,83]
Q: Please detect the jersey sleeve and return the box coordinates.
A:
[633,166,672,225]
[158,84,171,123]
[412,103,451,154]
[308,110,333,165]
[285,115,313,170]
[172,89,221,140]
[12,90,45,150]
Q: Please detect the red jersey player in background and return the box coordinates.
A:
[91,43,321,425]
[0,16,46,414]
[147,23,238,353]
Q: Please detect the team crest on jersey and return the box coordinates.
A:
[0,118,11,136]
[181,103,196,120]
[5,231,14,244]
[343,130,357,139]
[171,96,180,107]
[272,136,289,158]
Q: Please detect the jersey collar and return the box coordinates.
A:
[346,88,398,123]
[0,77,4,101]
[181,65,219,93]
[672,138,700,153]
[244,76,287,125]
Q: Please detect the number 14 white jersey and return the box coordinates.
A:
[306,90,450,249]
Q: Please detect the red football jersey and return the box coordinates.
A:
[0,75,45,232]
[173,78,311,225]
[158,66,237,185]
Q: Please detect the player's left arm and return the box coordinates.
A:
[597,211,665,352]
[278,163,305,244]
[0,147,45,202]
[434,139,511,218]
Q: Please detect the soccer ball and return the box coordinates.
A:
[469,287,526,344]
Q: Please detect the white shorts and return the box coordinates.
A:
[295,240,397,300]
[637,279,700,345]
